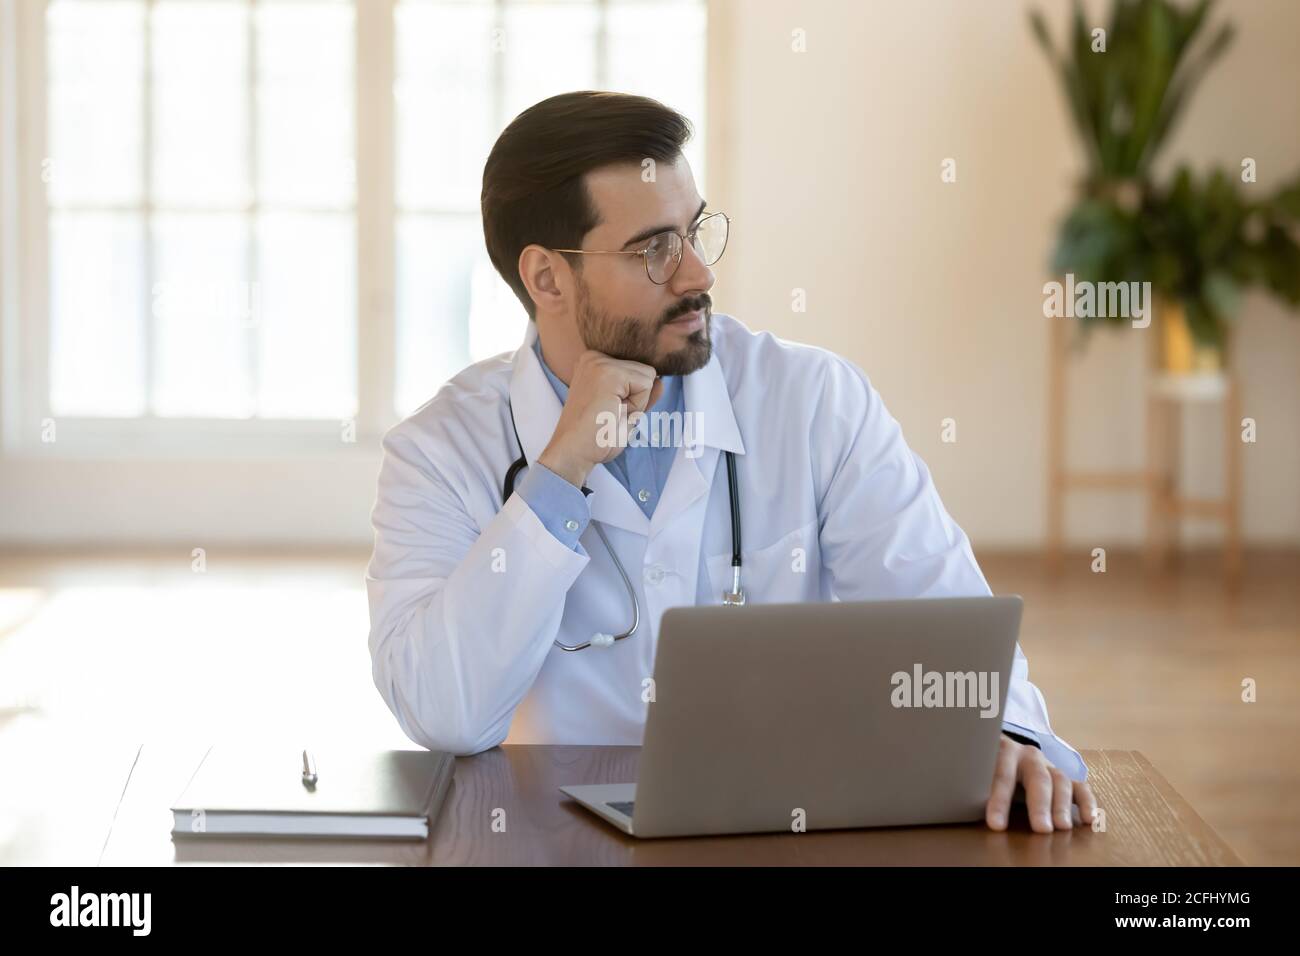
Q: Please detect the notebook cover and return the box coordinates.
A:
[170,746,455,820]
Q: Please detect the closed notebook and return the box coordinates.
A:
[170,746,455,840]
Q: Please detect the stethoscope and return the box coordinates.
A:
[503,402,744,652]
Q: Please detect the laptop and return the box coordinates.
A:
[560,595,1024,838]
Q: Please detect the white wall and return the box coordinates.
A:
[2,0,1297,548]
[706,0,1300,549]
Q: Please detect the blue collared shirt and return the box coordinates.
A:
[512,336,683,552]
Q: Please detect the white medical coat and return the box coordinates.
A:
[365,312,1085,778]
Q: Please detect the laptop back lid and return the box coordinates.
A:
[632,596,1022,838]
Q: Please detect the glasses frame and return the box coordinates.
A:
[552,211,731,285]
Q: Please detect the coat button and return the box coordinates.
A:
[644,565,665,585]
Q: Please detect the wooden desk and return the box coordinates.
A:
[93,744,1243,866]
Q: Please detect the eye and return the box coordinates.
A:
[644,233,672,258]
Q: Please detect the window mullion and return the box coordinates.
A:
[491,0,504,127]
[143,0,155,416]
[247,0,259,418]
[356,0,395,437]
[595,0,608,89]
[8,0,52,447]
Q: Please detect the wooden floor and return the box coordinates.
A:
[0,547,1295,865]
[981,548,1299,868]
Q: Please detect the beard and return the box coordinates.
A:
[575,280,712,376]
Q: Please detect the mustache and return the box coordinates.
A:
[663,294,712,325]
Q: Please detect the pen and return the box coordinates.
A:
[302,749,317,788]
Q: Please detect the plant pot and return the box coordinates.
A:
[1158,300,1223,373]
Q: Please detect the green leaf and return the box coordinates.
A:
[1144,22,1235,164]
[1202,270,1240,320]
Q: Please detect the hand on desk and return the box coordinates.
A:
[985,734,1097,833]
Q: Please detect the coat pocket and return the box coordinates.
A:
[704,518,820,605]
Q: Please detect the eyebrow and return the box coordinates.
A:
[620,198,708,250]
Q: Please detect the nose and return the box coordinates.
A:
[669,234,715,297]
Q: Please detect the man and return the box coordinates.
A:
[366,90,1096,833]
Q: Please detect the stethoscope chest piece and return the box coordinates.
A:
[722,565,746,605]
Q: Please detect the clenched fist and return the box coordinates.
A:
[537,350,665,488]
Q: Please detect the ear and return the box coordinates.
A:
[518,245,568,316]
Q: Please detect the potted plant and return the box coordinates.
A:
[1029,0,1300,372]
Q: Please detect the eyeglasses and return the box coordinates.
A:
[553,211,731,285]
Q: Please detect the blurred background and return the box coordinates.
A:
[0,0,1296,864]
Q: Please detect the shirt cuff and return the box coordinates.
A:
[1003,720,1088,783]
[1001,723,1042,750]
[513,461,592,552]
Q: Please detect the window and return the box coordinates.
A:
[5,0,707,448]
[45,0,357,421]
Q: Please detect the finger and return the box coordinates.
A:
[623,370,658,413]
[616,400,632,441]
[1021,755,1054,833]
[592,353,658,389]
[1050,768,1073,829]
[605,355,660,380]
[1073,780,1098,827]
[591,402,629,464]
[647,377,664,411]
[985,739,1019,830]
[584,353,654,398]
[624,400,647,442]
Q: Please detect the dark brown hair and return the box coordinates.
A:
[481,90,694,321]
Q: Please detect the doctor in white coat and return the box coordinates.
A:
[366,91,1097,833]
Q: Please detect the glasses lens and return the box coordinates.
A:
[693,213,729,266]
[646,232,682,284]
